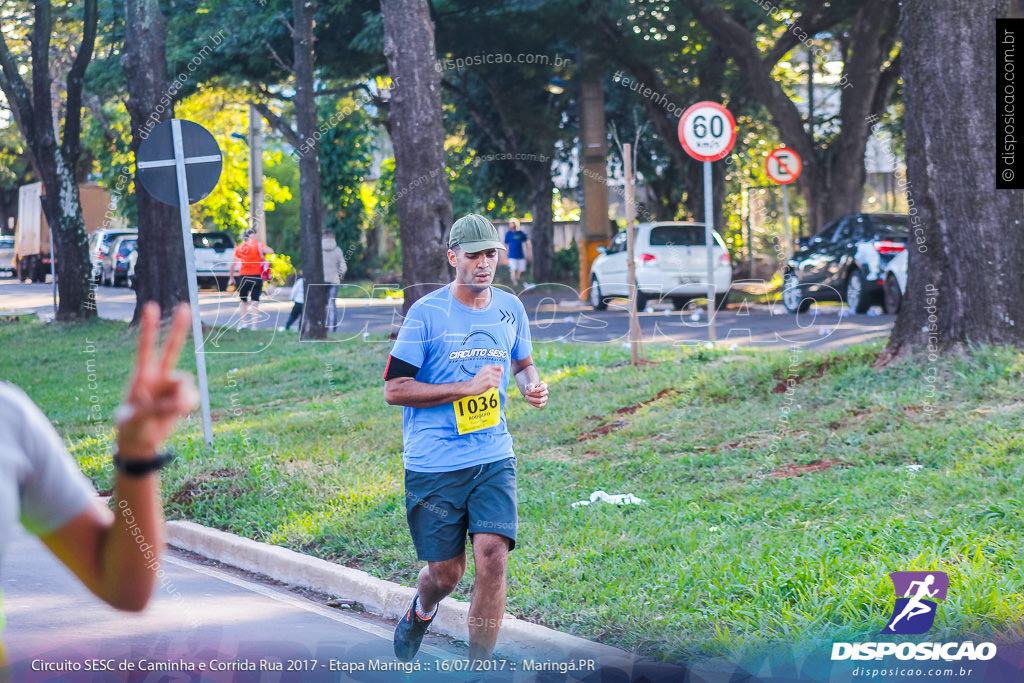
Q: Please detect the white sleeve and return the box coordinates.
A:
[6,386,96,536]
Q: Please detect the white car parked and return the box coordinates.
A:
[882,248,907,315]
[588,222,732,311]
[0,236,15,277]
[192,231,235,290]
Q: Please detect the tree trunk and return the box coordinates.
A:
[529,169,554,283]
[381,0,453,312]
[0,0,98,320]
[122,0,189,322]
[879,0,1024,362]
[293,0,326,340]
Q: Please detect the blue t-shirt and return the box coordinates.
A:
[504,230,529,259]
[388,284,533,472]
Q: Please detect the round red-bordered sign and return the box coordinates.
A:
[678,102,736,162]
[766,147,802,184]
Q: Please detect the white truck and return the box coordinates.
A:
[15,182,115,281]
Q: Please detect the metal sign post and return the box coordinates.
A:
[136,119,223,445]
[678,102,737,344]
[766,147,802,261]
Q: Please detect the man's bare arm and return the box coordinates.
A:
[385,365,503,408]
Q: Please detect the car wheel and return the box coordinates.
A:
[883,273,902,315]
[634,287,649,312]
[845,269,871,314]
[589,276,608,311]
[672,296,690,311]
[782,273,810,314]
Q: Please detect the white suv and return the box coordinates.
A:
[588,222,732,310]
[192,231,235,290]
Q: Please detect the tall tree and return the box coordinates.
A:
[381,0,452,310]
[292,0,327,339]
[879,0,1024,361]
[433,2,578,283]
[0,0,99,320]
[121,0,190,322]
[684,0,901,230]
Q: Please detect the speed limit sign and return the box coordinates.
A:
[678,102,736,162]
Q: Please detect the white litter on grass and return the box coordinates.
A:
[571,490,647,508]
[904,464,923,472]
[704,342,714,350]
[362,331,370,340]
[227,368,239,374]
[729,344,739,351]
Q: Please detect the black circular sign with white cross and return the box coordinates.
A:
[136,119,222,206]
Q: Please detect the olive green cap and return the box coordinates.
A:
[448,214,507,252]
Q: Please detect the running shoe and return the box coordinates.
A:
[393,594,434,661]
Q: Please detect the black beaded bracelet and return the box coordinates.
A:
[112,451,175,477]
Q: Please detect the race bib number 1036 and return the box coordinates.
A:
[454,388,500,435]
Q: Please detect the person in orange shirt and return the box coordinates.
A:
[228,229,275,330]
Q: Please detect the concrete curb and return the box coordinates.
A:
[166,520,632,666]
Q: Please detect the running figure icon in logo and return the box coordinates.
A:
[882,571,949,635]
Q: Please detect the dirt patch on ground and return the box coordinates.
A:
[577,388,681,441]
[769,458,845,479]
[771,359,834,394]
[170,468,248,505]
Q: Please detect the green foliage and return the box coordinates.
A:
[266,252,293,285]
[551,239,579,283]
[318,95,373,278]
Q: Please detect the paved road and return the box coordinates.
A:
[3,526,688,683]
[2,528,463,683]
[0,281,895,350]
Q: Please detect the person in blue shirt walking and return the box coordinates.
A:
[502,218,531,287]
[384,214,548,662]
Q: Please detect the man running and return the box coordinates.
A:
[384,214,548,662]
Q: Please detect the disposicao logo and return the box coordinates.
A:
[831,570,997,662]
[882,571,948,635]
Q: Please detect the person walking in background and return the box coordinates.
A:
[0,303,197,660]
[280,270,305,332]
[502,218,531,287]
[321,230,348,331]
[228,228,274,330]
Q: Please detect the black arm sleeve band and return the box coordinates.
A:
[384,355,420,380]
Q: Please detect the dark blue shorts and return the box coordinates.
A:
[404,457,517,562]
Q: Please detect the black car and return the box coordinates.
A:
[782,213,908,314]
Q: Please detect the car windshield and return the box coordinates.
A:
[649,225,706,246]
[118,240,137,254]
[193,233,233,250]
[105,232,133,246]
[868,216,909,235]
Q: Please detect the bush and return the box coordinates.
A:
[551,239,579,283]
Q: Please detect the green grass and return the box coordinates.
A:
[3,313,1024,667]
